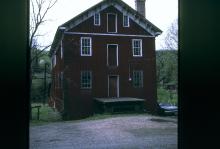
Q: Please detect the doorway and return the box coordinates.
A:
[108,75,119,98]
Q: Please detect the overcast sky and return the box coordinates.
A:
[36,0,178,50]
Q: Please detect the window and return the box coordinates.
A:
[107,13,117,33]
[60,72,63,88]
[81,71,92,89]
[52,54,56,67]
[81,37,92,56]
[61,40,63,59]
[123,15,129,27]
[132,39,142,57]
[133,70,143,88]
[94,13,100,26]
[107,44,118,67]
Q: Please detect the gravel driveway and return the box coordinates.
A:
[30,115,177,149]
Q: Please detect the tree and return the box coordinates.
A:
[163,18,178,50]
[30,0,57,62]
[156,50,177,86]
[29,0,57,119]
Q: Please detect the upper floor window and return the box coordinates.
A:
[133,70,143,88]
[107,13,117,33]
[81,71,92,89]
[81,37,92,56]
[94,13,100,26]
[61,40,63,59]
[123,15,129,27]
[52,54,56,67]
[132,39,142,57]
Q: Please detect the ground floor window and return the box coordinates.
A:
[81,71,92,89]
[133,70,143,88]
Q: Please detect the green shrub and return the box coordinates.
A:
[157,87,178,105]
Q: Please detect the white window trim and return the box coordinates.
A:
[65,31,154,38]
[107,44,119,67]
[132,39,143,57]
[80,71,92,89]
[123,15,129,27]
[80,37,92,56]
[61,40,63,59]
[107,13,117,33]
[94,13,100,26]
[52,54,56,67]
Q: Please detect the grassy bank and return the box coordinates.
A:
[30,103,62,126]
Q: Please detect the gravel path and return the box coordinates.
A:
[30,115,177,149]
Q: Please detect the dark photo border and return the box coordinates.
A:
[179,0,220,148]
[1,0,220,148]
[1,0,29,148]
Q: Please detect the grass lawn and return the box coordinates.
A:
[30,103,62,126]
[30,88,178,126]
[30,103,153,126]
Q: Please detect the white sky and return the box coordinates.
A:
[37,0,178,50]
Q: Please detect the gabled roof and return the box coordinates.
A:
[50,0,162,55]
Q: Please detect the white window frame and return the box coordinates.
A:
[52,54,56,67]
[81,71,92,89]
[123,15,129,27]
[133,70,143,88]
[132,39,142,57]
[80,37,92,56]
[61,40,63,59]
[107,13,117,33]
[94,13,100,26]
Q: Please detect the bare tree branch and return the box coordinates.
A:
[31,44,51,62]
[162,19,178,50]
[29,0,58,62]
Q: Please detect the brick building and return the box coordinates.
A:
[49,0,162,119]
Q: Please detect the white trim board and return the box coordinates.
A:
[64,31,154,38]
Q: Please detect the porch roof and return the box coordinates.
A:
[94,97,145,103]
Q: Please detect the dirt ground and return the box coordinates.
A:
[30,115,177,149]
